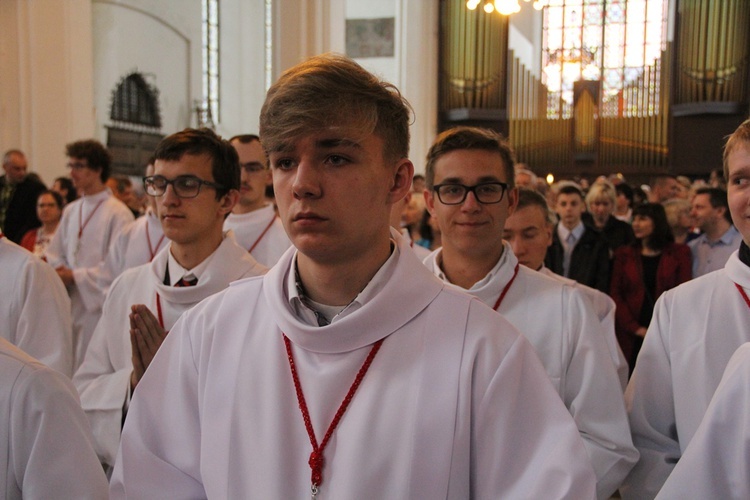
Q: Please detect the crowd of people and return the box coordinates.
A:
[1,53,749,498]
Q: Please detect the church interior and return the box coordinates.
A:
[1,0,748,185]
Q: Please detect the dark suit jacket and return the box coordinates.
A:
[0,175,46,243]
[609,242,692,362]
[545,223,611,293]
[583,213,635,253]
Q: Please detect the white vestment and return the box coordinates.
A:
[0,236,74,377]
[110,232,596,499]
[0,337,108,499]
[45,189,134,370]
[622,251,750,499]
[223,204,292,267]
[539,264,629,389]
[98,209,168,294]
[74,235,267,467]
[425,244,637,499]
[656,343,750,499]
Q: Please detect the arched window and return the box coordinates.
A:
[542,0,667,118]
[110,73,162,128]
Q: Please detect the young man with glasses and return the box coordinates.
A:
[111,55,596,498]
[45,140,134,371]
[423,126,636,499]
[73,128,266,472]
[223,134,291,267]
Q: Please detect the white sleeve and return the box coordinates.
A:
[14,256,74,377]
[656,343,750,499]
[621,292,680,499]
[109,306,207,499]
[73,278,134,467]
[72,207,134,313]
[10,363,109,499]
[561,287,638,499]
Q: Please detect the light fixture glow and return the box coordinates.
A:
[484,2,495,13]
[546,173,555,185]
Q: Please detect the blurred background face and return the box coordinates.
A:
[503,204,552,271]
[3,152,27,184]
[632,214,654,241]
[589,197,613,227]
[36,193,62,225]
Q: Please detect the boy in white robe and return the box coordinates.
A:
[656,342,750,498]
[74,128,267,469]
[45,140,134,370]
[98,162,169,293]
[111,54,596,499]
[0,337,108,499]
[223,134,291,267]
[503,187,628,388]
[622,118,750,498]
[0,235,74,376]
[422,127,636,499]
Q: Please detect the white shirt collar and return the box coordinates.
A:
[287,240,400,326]
[557,220,585,243]
[165,235,225,286]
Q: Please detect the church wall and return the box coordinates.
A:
[91,0,200,141]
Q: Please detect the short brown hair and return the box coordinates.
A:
[425,126,515,189]
[259,53,411,163]
[724,118,750,180]
[153,128,239,200]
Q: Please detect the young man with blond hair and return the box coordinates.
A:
[111,54,595,499]
[623,118,750,498]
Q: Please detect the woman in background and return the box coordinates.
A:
[610,203,691,374]
[20,190,63,259]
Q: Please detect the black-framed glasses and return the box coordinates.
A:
[433,182,509,205]
[143,175,225,199]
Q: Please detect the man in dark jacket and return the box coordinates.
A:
[545,182,610,292]
[0,150,46,243]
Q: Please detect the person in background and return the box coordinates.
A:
[45,140,134,371]
[107,175,142,218]
[411,173,426,193]
[546,181,611,292]
[610,203,691,374]
[416,209,441,251]
[52,176,78,205]
[614,183,634,222]
[20,190,64,259]
[505,188,628,389]
[649,174,680,204]
[223,134,292,267]
[663,198,695,245]
[689,186,740,278]
[584,180,635,256]
[0,149,46,243]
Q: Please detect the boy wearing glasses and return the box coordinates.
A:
[73,128,266,472]
[46,140,134,371]
[423,126,636,499]
[223,134,291,266]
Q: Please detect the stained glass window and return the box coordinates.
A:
[542,0,667,118]
[202,0,220,125]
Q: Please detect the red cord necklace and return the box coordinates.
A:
[283,334,384,499]
[735,283,750,310]
[493,263,520,311]
[248,215,277,254]
[145,219,166,261]
[78,199,105,239]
